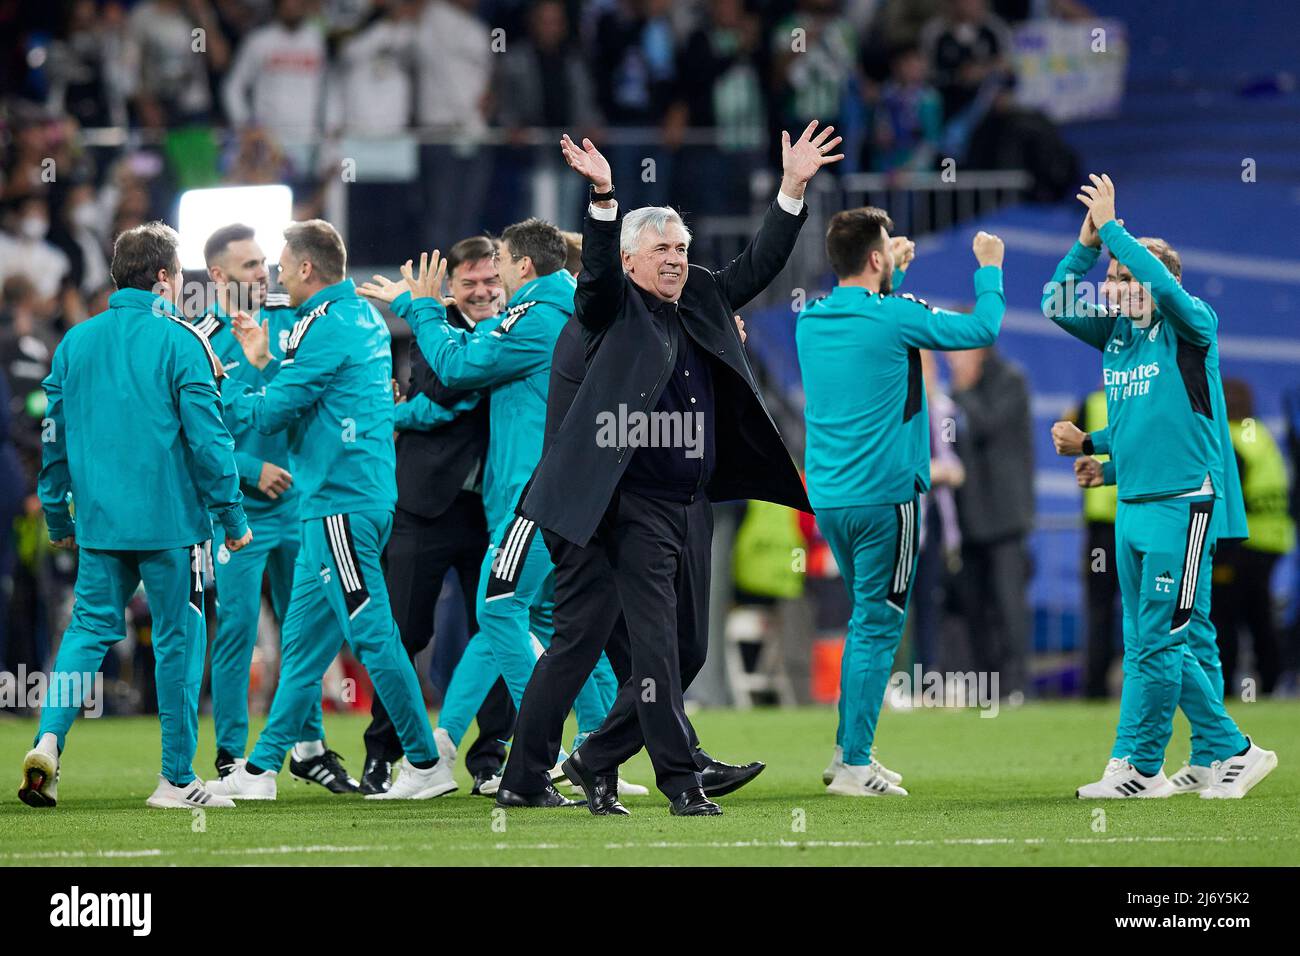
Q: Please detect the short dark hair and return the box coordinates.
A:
[111,221,181,291]
[446,235,497,279]
[204,223,256,267]
[500,217,567,276]
[826,207,894,279]
[283,219,346,284]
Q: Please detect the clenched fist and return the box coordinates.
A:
[972,231,1004,268]
[1075,456,1104,488]
[1051,420,1087,457]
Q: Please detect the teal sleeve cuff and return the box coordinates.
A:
[393,401,417,431]
[44,512,75,542]
[217,505,249,540]
[1064,241,1102,270]
[409,297,447,330]
[1101,460,1117,486]
[973,265,1004,295]
[392,291,412,318]
[892,267,906,291]
[262,358,281,382]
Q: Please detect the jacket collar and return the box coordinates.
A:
[299,278,357,316]
[109,287,183,319]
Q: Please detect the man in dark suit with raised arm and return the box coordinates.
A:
[513,124,842,816]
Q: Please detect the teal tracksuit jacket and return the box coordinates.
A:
[1043,222,1247,774]
[37,287,247,785]
[396,271,615,746]
[194,295,322,757]
[796,264,1005,766]
[229,279,436,771]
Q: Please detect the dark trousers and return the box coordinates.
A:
[500,500,714,795]
[957,534,1031,697]
[575,490,712,798]
[1210,543,1282,695]
[366,495,515,773]
[1084,521,1121,699]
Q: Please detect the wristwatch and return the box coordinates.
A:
[1082,435,1095,455]
[590,185,616,203]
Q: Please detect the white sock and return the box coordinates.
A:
[293,739,325,761]
[37,733,59,757]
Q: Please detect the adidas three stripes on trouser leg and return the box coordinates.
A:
[1110,495,1246,776]
[249,511,436,771]
[37,544,208,786]
[437,512,615,748]
[818,496,920,767]
[209,508,324,757]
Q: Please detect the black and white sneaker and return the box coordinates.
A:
[290,749,360,794]
[215,748,239,779]
[1200,740,1278,799]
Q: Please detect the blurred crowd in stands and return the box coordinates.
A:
[2,0,1291,709]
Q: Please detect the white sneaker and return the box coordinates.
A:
[1200,740,1277,799]
[365,756,457,800]
[1075,758,1174,798]
[18,745,59,808]
[823,746,901,786]
[146,774,235,809]
[433,727,457,767]
[822,746,842,785]
[826,763,908,797]
[549,751,569,782]
[477,771,502,796]
[1168,763,1212,794]
[205,763,278,800]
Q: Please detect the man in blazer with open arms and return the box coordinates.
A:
[520,124,841,815]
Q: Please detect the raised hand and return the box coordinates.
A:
[734,314,746,343]
[972,231,1004,268]
[231,311,271,370]
[358,273,408,304]
[1076,173,1117,230]
[51,535,76,551]
[560,134,612,192]
[781,120,844,197]
[890,235,916,271]
[399,251,447,301]
[1051,420,1087,456]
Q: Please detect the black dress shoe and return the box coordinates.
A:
[471,767,501,796]
[562,751,629,816]
[495,784,583,808]
[701,759,765,798]
[359,756,392,795]
[669,788,722,816]
[215,748,238,779]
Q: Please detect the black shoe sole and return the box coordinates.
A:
[703,762,766,798]
[18,767,55,808]
[671,806,724,816]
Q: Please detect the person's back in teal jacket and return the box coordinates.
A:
[39,287,248,549]
[396,269,574,531]
[229,279,396,520]
[193,292,298,520]
[796,264,1005,510]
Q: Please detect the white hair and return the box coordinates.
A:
[620,206,692,255]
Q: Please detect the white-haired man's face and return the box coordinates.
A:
[622,222,689,302]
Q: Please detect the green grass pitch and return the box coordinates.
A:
[1,700,1296,866]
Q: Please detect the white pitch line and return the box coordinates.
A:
[0,833,1289,862]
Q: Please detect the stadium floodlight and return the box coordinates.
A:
[176,185,293,271]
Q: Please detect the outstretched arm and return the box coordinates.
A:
[896,233,1006,351]
[560,133,625,331]
[1040,207,1114,351]
[714,120,843,311]
[1079,173,1214,346]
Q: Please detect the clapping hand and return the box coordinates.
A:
[400,251,446,301]
[231,311,271,370]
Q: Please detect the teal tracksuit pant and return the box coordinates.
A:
[1110,495,1246,775]
[209,507,322,756]
[438,512,616,748]
[38,543,208,786]
[248,511,436,770]
[818,497,920,766]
